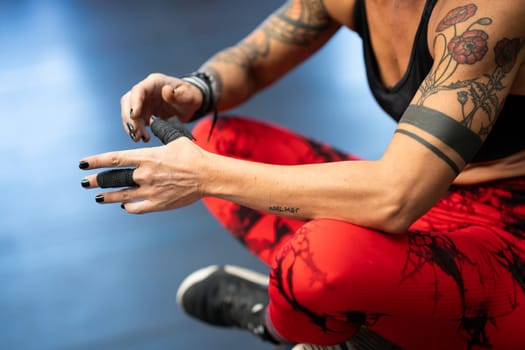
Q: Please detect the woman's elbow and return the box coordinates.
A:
[373,193,421,235]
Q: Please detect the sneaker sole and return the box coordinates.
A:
[176,265,269,307]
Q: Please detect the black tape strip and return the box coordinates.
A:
[399,105,482,163]
[150,117,195,145]
[97,168,138,188]
[395,129,460,174]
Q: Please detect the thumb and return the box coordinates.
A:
[162,83,201,122]
[162,83,201,106]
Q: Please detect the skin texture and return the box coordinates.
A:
[80,0,525,234]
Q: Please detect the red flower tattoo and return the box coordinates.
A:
[448,30,489,65]
[437,4,477,32]
[494,38,522,73]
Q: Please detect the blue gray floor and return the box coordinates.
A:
[0,1,395,349]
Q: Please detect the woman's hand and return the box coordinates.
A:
[79,137,207,214]
[121,73,203,143]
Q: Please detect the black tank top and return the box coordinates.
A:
[353,0,525,162]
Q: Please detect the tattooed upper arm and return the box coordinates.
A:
[395,1,525,174]
[208,0,340,87]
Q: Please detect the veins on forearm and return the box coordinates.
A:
[416,3,525,138]
[209,0,333,68]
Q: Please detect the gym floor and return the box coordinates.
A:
[0,1,394,349]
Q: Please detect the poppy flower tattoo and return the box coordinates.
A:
[436,3,477,32]
[448,29,488,65]
[416,4,525,139]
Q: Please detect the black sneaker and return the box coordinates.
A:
[176,265,272,340]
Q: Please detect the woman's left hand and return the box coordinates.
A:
[79,137,207,214]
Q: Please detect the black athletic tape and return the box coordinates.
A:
[395,129,461,174]
[97,168,138,188]
[400,105,482,163]
[150,116,195,145]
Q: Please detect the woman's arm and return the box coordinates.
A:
[81,0,525,235]
[198,0,525,233]
[199,0,342,112]
[123,0,341,141]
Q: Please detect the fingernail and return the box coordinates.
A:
[81,179,90,188]
[127,122,135,133]
[129,132,136,140]
[141,135,147,142]
[95,194,104,203]
[79,161,89,169]
[120,203,126,210]
[130,108,134,119]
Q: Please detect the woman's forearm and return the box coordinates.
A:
[198,133,456,235]
[200,152,405,233]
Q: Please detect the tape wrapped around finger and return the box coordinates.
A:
[97,168,138,188]
[150,116,195,145]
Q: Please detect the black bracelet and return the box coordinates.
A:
[181,71,218,140]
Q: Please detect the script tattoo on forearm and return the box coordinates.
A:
[269,205,300,215]
[211,0,333,68]
[416,3,524,138]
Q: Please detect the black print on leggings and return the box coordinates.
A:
[245,217,295,256]
[492,238,525,295]
[230,205,263,241]
[403,232,476,312]
[272,227,379,334]
[343,311,388,327]
[272,228,332,332]
[460,307,494,350]
[402,232,496,349]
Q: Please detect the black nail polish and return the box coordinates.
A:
[130,108,134,119]
[141,135,147,142]
[95,194,104,203]
[120,203,126,210]
[127,122,135,133]
[81,179,90,188]
[79,161,89,169]
[129,132,136,140]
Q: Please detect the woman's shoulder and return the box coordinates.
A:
[321,0,358,30]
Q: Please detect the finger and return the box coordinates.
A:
[135,115,151,143]
[151,116,195,145]
[79,148,145,170]
[120,91,137,141]
[96,187,142,205]
[121,200,157,214]
[96,168,138,188]
[162,82,194,105]
[128,81,147,123]
[122,90,150,143]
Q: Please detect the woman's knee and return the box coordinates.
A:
[265,219,384,344]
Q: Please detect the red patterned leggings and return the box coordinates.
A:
[192,116,525,350]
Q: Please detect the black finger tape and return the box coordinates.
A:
[97,168,138,188]
[151,117,195,145]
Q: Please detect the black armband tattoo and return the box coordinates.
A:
[395,129,460,174]
[181,71,218,139]
[399,105,482,163]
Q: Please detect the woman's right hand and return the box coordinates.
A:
[120,73,203,142]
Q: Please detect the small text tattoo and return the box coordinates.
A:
[269,205,300,214]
